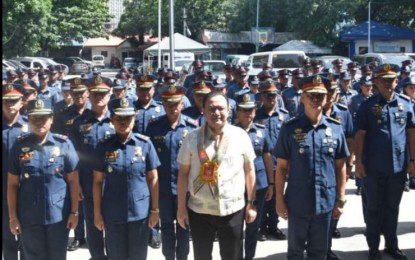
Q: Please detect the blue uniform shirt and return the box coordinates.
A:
[146,114,198,195]
[348,93,372,124]
[8,133,79,225]
[37,88,61,108]
[337,88,358,107]
[94,133,160,223]
[133,99,165,134]
[275,115,349,215]
[327,103,354,138]
[2,115,30,207]
[227,83,250,100]
[52,105,90,136]
[282,87,302,118]
[355,93,415,176]
[182,106,205,127]
[70,110,115,198]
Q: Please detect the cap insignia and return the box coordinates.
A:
[6,84,14,92]
[74,78,81,85]
[313,75,322,86]
[141,75,147,81]
[169,86,176,94]
[35,99,44,109]
[95,76,103,84]
[243,94,250,102]
[120,98,129,108]
[383,64,391,72]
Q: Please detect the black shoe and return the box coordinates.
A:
[149,233,161,249]
[355,187,362,195]
[268,227,286,240]
[257,228,267,241]
[327,249,341,260]
[332,228,341,238]
[368,249,381,259]
[384,248,407,260]
[67,238,86,251]
[349,173,356,180]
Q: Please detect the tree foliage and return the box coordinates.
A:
[2,0,111,57]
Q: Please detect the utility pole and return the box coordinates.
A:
[183,8,187,36]
[256,0,259,52]
[169,0,175,69]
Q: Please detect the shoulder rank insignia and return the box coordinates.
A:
[254,123,265,128]
[336,103,348,110]
[326,116,341,125]
[135,133,150,141]
[284,116,300,125]
[53,133,68,141]
[398,93,410,102]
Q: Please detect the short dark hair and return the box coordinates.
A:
[202,91,229,108]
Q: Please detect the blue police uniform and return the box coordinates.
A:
[227,83,250,100]
[146,114,197,260]
[182,106,204,127]
[8,132,79,260]
[70,110,114,260]
[240,123,270,260]
[282,87,302,118]
[275,115,349,259]
[355,92,415,251]
[52,105,90,136]
[37,88,61,108]
[2,114,29,260]
[254,106,288,236]
[133,99,165,134]
[48,80,63,99]
[337,88,358,107]
[94,133,160,260]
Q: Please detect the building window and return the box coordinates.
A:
[101,51,108,57]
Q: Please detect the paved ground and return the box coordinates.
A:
[67,179,415,260]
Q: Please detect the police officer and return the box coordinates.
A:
[395,65,411,94]
[53,82,73,122]
[183,59,204,90]
[331,58,344,75]
[227,67,250,100]
[133,74,165,134]
[37,69,61,108]
[337,71,358,107]
[347,62,360,85]
[282,69,304,118]
[182,80,212,127]
[275,75,349,260]
[52,78,90,136]
[234,92,269,260]
[255,77,289,241]
[277,69,292,92]
[2,84,28,260]
[348,76,373,196]
[402,77,415,190]
[8,98,80,260]
[47,65,63,99]
[70,76,114,260]
[353,65,373,92]
[310,59,323,75]
[15,79,38,119]
[93,97,160,260]
[355,64,415,260]
[146,85,197,260]
[162,71,192,109]
[6,70,18,83]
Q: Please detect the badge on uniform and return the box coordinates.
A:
[157,148,162,153]
[134,147,142,157]
[79,123,92,133]
[65,119,74,126]
[328,147,334,153]
[299,148,305,154]
[336,116,342,124]
[24,173,30,179]
[325,128,332,137]
[22,124,28,133]
[107,165,113,173]
[257,130,263,138]
[109,123,114,129]
[51,147,60,157]
[105,151,119,161]
[182,130,188,138]
[279,115,284,121]
[398,103,404,111]
[155,107,160,113]
[84,138,89,144]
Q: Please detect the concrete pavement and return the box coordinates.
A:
[67,180,415,260]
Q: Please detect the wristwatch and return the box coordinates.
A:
[336,199,347,208]
[70,211,79,217]
[247,199,257,207]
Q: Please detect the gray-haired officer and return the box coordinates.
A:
[234,92,270,260]
[355,64,415,260]
[2,84,28,260]
[275,75,349,259]
[8,99,80,260]
[146,86,197,260]
[70,76,114,260]
[93,97,160,260]
[133,74,165,134]
[338,71,358,107]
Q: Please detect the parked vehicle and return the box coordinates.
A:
[53,57,92,74]
[246,51,307,76]
[13,57,69,74]
[71,61,91,74]
[92,55,106,69]
[174,59,193,73]
[188,60,226,80]
[225,54,249,66]
[123,57,138,71]
[315,55,352,71]
[353,53,415,67]
[4,59,29,71]
[163,52,195,69]
[67,56,93,66]
[109,56,120,69]
[3,59,16,71]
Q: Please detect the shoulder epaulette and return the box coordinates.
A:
[284,116,300,125]
[398,93,411,102]
[183,115,198,127]
[148,116,163,125]
[134,133,150,141]
[326,116,341,125]
[279,107,288,114]
[155,101,163,105]
[335,103,348,110]
[254,123,265,128]
[53,133,68,141]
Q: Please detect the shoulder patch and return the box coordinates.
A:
[53,133,68,141]
[326,116,341,125]
[134,133,150,142]
[398,93,410,102]
[183,115,198,127]
[279,107,289,114]
[254,123,265,128]
[284,116,300,125]
[335,103,348,110]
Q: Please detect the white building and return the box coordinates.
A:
[106,0,125,32]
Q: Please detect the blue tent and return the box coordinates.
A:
[341,21,415,41]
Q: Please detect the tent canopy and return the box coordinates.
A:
[144,33,211,56]
[340,21,415,41]
[273,40,331,54]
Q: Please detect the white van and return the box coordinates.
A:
[163,52,195,69]
[92,55,105,69]
[247,51,307,76]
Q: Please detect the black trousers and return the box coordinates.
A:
[189,208,244,260]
